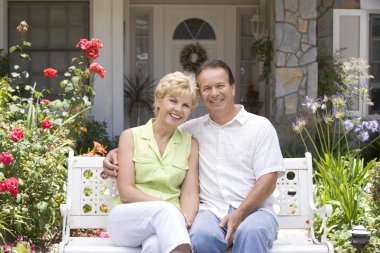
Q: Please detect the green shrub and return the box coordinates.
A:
[0,21,105,250]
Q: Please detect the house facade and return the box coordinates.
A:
[0,0,378,147]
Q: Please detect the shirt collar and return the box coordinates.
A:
[204,104,248,126]
[141,118,182,144]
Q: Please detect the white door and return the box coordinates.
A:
[163,7,225,119]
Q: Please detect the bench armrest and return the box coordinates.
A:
[60,203,70,245]
[309,203,334,252]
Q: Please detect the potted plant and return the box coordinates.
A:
[124,74,155,127]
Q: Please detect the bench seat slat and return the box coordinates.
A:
[60,237,330,253]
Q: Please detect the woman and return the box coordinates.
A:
[107,72,199,253]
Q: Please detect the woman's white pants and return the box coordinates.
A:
[107,201,191,253]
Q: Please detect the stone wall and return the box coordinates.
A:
[273,0,318,149]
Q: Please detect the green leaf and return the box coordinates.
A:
[20,53,30,60]
[11,72,20,77]
[60,79,69,88]
[9,45,17,53]
[15,242,27,253]
[22,41,32,47]
[36,201,49,211]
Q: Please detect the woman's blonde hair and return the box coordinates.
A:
[154,72,198,115]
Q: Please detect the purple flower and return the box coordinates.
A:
[360,131,369,142]
[292,117,307,134]
[368,120,379,133]
[344,119,354,131]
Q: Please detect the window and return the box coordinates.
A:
[173,18,215,40]
[369,14,380,114]
[8,1,89,99]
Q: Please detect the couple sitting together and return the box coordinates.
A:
[103,60,285,253]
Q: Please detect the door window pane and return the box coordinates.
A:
[173,18,216,40]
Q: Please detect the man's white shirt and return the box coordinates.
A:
[180,105,285,219]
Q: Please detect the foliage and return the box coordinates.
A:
[314,153,373,226]
[0,21,105,249]
[75,120,119,155]
[317,46,346,97]
[250,36,273,83]
[293,57,380,251]
[0,49,10,77]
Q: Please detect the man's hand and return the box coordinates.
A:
[219,211,244,246]
[102,148,119,179]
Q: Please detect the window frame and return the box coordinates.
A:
[333,9,371,118]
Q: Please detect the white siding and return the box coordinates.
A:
[333,9,368,116]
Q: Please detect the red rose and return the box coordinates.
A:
[0,177,19,197]
[0,151,14,165]
[43,68,57,78]
[41,119,53,129]
[89,63,106,78]
[9,187,19,197]
[76,38,89,50]
[0,182,7,192]
[86,48,99,59]
[40,99,51,105]
[90,38,103,49]
[76,38,103,59]
[9,127,25,142]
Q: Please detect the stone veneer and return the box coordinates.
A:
[273,0,318,147]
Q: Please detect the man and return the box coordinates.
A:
[103,60,284,253]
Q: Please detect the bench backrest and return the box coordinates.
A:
[66,151,314,230]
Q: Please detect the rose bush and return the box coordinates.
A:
[0,21,106,250]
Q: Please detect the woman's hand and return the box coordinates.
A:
[178,208,193,229]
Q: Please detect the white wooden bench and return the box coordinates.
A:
[58,151,334,253]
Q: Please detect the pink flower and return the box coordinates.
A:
[40,99,51,105]
[98,230,109,238]
[9,127,25,142]
[0,151,14,165]
[43,68,57,78]
[41,119,53,129]
[89,63,106,78]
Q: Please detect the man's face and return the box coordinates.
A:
[197,67,235,115]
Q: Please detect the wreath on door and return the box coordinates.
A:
[180,43,208,73]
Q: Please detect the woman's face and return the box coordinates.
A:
[156,93,193,128]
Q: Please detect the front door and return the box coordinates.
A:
[163,7,225,119]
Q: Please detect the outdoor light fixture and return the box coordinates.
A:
[250,13,265,39]
[348,225,371,252]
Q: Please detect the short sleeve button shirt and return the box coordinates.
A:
[180,105,285,219]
